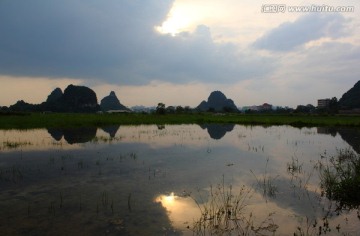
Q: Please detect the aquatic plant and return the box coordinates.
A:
[319,148,360,211]
[2,141,32,149]
[0,165,23,183]
[129,152,137,160]
[293,216,333,236]
[251,159,279,198]
[191,177,278,235]
[77,159,86,169]
[287,155,303,175]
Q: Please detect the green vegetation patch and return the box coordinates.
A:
[0,113,360,129]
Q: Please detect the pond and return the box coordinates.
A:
[0,124,359,235]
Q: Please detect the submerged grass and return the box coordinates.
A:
[0,113,360,129]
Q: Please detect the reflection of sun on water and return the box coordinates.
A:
[155,192,200,231]
[164,192,176,204]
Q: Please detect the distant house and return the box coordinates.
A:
[242,103,273,112]
[260,103,272,111]
[242,106,259,112]
[317,99,331,109]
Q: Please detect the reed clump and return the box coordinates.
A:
[319,148,360,211]
[192,178,278,235]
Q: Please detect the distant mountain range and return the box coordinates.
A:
[3,84,144,113]
[1,80,360,113]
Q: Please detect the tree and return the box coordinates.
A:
[329,97,338,114]
[295,104,315,113]
[166,106,175,114]
[156,103,166,114]
[184,106,192,113]
[176,106,184,113]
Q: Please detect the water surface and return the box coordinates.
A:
[1,125,359,235]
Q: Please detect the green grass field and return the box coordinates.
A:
[0,112,359,129]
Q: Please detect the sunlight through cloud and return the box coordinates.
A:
[155,5,192,36]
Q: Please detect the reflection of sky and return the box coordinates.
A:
[0,129,80,151]
[1,125,359,234]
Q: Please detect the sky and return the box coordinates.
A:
[0,0,359,108]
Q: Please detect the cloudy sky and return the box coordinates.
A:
[0,0,359,108]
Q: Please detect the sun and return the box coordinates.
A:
[155,0,207,36]
[155,8,191,36]
[156,17,189,36]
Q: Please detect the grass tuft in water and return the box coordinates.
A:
[287,155,303,175]
[251,158,279,198]
[319,148,360,211]
[191,176,278,235]
[2,141,32,149]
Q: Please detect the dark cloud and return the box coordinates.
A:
[0,0,274,85]
[253,13,350,51]
[142,25,274,84]
[0,0,172,81]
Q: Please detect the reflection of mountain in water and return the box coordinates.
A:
[47,127,97,144]
[317,127,360,154]
[200,124,235,140]
[337,129,360,154]
[47,128,63,141]
[100,125,120,138]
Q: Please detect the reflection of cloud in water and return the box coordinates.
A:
[254,177,321,219]
[199,124,235,140]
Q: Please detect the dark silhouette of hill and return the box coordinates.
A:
[338,80,360,110]
[9,100,42,112]
[197,91,238,112]
[100,91,130,111]
[60,85,99,112]
[9,84,100,113]
[46,88,63,103]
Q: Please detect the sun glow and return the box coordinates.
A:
[156,8,191,36]
[155,0,210,36]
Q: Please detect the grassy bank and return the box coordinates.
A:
[0,112,360,129]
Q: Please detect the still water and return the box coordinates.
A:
[0,124,359,235]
